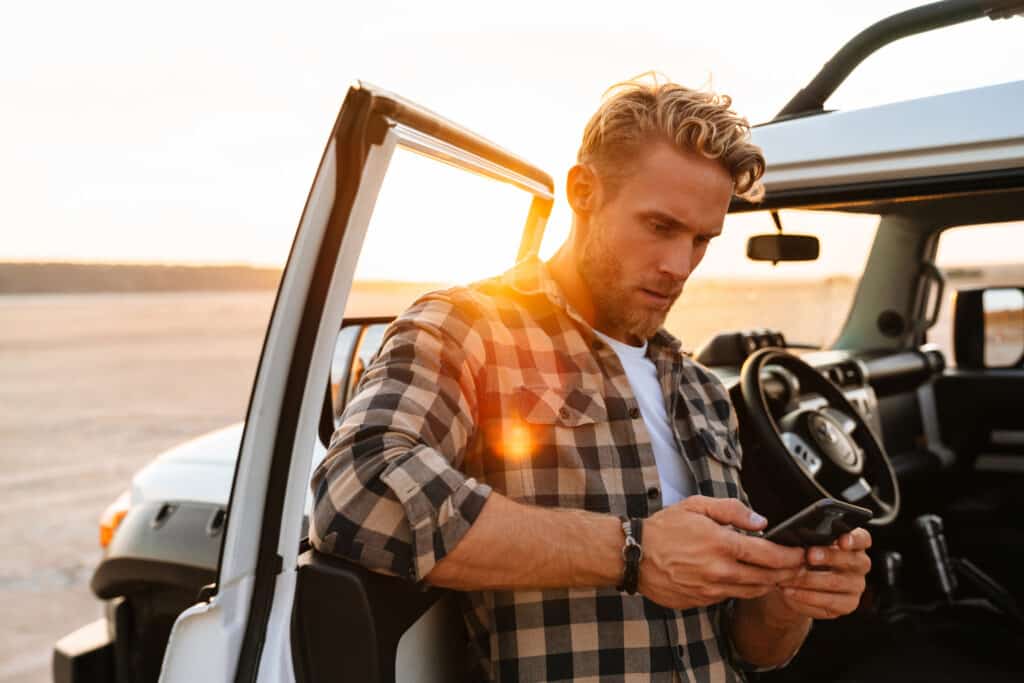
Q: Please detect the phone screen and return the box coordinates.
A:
[764,499,872,547]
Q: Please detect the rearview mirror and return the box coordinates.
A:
[747,234,820,263]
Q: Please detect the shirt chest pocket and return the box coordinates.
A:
[674,393,742,469]
[518,384,606,427]
[695,425,743,470]
[513,384,611,504]
[675,397,745,500]
[692,424,745,502]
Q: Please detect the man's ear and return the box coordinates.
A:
[566,164,601,215]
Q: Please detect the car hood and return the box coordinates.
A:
[130,422,327,509]
[131,423,244,507]
[153,422,245,468]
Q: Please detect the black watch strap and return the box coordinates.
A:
[617,517,644,595]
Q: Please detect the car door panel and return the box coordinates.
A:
[935,370,1024,464]
[161,87,400,683]
[933,368,1024,600]
[159,82,554,683]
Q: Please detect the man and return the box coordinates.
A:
[311,77,872,682]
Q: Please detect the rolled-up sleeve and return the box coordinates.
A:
[310,292,492,582]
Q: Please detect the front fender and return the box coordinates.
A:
[91,500,223,600]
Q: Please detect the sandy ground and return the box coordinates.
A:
[0,292,275,683]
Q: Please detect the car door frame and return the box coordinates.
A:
[157,82,554,683]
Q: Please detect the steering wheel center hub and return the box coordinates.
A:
[806,411,863,474]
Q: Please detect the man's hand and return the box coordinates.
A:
[769,527,873,621]
[640,496,805,610]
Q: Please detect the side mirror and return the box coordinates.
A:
[329,326,363,420]
[953,287,1024,369]
[746,234,820,263]
[330,322,392,419]
[320,320,393,447]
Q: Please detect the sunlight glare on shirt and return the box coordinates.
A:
[495,420,534,463]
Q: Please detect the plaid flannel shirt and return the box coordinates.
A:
[311,257,767,682]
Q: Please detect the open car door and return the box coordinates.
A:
[157,83,554,682]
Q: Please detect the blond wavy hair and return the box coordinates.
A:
[578,74,765,202]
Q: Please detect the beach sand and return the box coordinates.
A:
[0,291,274,683]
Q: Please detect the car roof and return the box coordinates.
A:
[751,80,1024,196]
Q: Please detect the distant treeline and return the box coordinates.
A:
[0,262,282,294]
[2,260,1020,296]
[943,263,1024,283]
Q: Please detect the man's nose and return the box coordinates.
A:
[658,241,693,281]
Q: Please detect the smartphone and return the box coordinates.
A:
[763,498,873,548]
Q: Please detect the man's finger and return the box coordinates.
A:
[806,546,871,574]
[711,583,779,601]
[778,598,840,621]
[688,581,782,603]
[682,496,767,531]
[779,568,864,595]
[782,586,860,618]
[838,527,872,552]
[732,534,806,569]
[718,562,802,587]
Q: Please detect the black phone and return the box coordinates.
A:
[763,498,873,548]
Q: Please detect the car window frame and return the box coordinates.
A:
[155,82,556,683]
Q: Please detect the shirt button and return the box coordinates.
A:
[558,407,571,420]
[629,406,641,419]
[647,487,660,500]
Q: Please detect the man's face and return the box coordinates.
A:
[577,142,734,345]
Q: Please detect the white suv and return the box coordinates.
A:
[55,3,1024,682]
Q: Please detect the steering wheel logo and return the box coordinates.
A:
[814,419,839,444]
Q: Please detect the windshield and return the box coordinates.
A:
[664,209,880,351]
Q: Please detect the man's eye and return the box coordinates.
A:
[651,221,672,234]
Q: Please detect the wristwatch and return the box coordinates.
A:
[617,517,644,595]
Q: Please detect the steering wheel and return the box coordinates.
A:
[739,348,899,526]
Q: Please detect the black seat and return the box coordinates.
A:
[292,548,469,683]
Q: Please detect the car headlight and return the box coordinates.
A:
[99,490,131,548]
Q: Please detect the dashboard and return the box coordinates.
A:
[704,328,950,479]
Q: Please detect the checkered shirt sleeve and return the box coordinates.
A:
[310,292,493,581]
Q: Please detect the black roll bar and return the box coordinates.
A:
[775,0,1024,121]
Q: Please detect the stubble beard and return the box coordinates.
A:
[577,222,669,344]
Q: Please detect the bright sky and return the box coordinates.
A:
[2,1,1022,278]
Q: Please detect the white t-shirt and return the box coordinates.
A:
[594,330,694,505]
